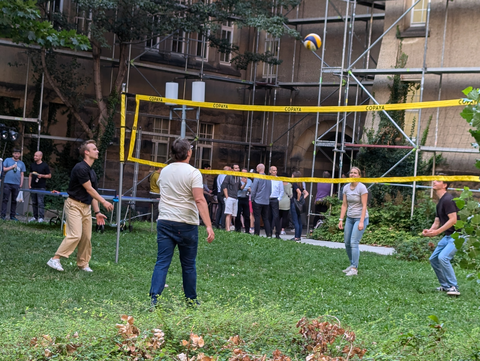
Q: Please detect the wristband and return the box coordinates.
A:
[339,218,343,221]
[95,211,100,215]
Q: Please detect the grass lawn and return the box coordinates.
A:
[0,220,479,360]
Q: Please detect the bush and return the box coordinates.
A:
[394,236,438,261]
[312,192,437,248]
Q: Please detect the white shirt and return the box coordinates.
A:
[158,162,203,225]
[217,174,226,193]
[270,179,284,201]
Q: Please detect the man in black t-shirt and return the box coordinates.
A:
[28,151,51,222]
[422,178,460,296]
[47,140,114,273]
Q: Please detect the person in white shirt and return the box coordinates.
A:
[268,166,284,239]
[150,138,215,307]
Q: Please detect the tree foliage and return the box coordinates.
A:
[1,0,300,150]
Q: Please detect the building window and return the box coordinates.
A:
[171,32,185,53]
[262,34,280,80]
[75,6,92,38]
[194,31,209,59]
[411,0,427,26]
[404,84,420,140]
[151,118,170,163]
[196,123,214,168]
[220,21,234,64]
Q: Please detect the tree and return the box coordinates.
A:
[1,0,300,148]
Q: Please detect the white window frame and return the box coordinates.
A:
[193,30,209,60]
[151,119,171,163]
[196,123,214,168]
[220,21,234,64]
[262,33,280,80]
[410,0,427,26]
[75,6,93,39]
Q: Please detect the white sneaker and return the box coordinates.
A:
[29,217,36,222]
[47,258,64,271]
[342,266,353,273]
[80,266,93,272]
[38,218,44,223]
[345,268,358,276]
[280,230,286,235]
[230,225,235,231]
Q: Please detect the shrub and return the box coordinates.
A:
[394,237,438,261]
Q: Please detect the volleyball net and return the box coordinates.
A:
[119,92,480,184]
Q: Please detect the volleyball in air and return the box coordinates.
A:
[303,33,322,51]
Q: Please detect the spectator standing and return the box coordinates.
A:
[290,171,309,242]
[314,171,332,227]
[28,151,51,222]
[250,164,272,237]
[423,177,461,296]
[150,138,214,306]
[215,166,230,229]
[235,168,252,233]
[279,174,292,235]
[150,168,162,195]
[338,167,369,276]
[222,164,244,231]
[1,148,26,221]
[269,166,284,239]
[47,140,114,272]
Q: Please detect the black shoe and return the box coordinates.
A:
[186,298,201,307]
[275,235,281,239]
[10,217,19,221]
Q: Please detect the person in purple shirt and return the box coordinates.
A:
[314,171,332,227]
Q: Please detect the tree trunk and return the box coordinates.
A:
[92,40,109,143]
[41,49,94,139]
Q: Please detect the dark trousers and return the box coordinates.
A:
[150,220,199,303]
[1,183,20,219]
[235,197,250,232]
[253,201,271,237]
[215,194,225,228]
[269,198,281,236]
[31,188,46,219]
[313,202,328,226]
[279,209,290,229]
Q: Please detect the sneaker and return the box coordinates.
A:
[345,268,358,276]
[80,266,93,272]
[10,217,19,222]
[343,266,354,273]
[249,228,254,234]
[38,218,44,223]
[0,216,5,221]
[436,286,448,292]
[229,225,235,231]
[446,286,460,296]
[47,258,64,271]
[280,230,286,235]
[29,217,37,222]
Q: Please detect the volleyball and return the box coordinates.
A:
[303,33,322,51]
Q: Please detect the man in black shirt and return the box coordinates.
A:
[47,140,114,272]
[422,178,460,296]
[28,151,51,222]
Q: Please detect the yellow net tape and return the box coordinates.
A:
[135,94,476,113]
[123,94,480,183]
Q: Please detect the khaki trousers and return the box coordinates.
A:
[55,197,92,268]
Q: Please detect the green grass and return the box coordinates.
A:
[0,220,479,360]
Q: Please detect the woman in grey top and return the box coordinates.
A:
[338,167,369,276]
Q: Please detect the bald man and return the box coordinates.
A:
[29,151,51,222]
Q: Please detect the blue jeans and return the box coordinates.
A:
[150,220,199,303]
[290,201,302,239]
[429,235,458,288]
[344,217,369,268]
[31,188,46,219]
